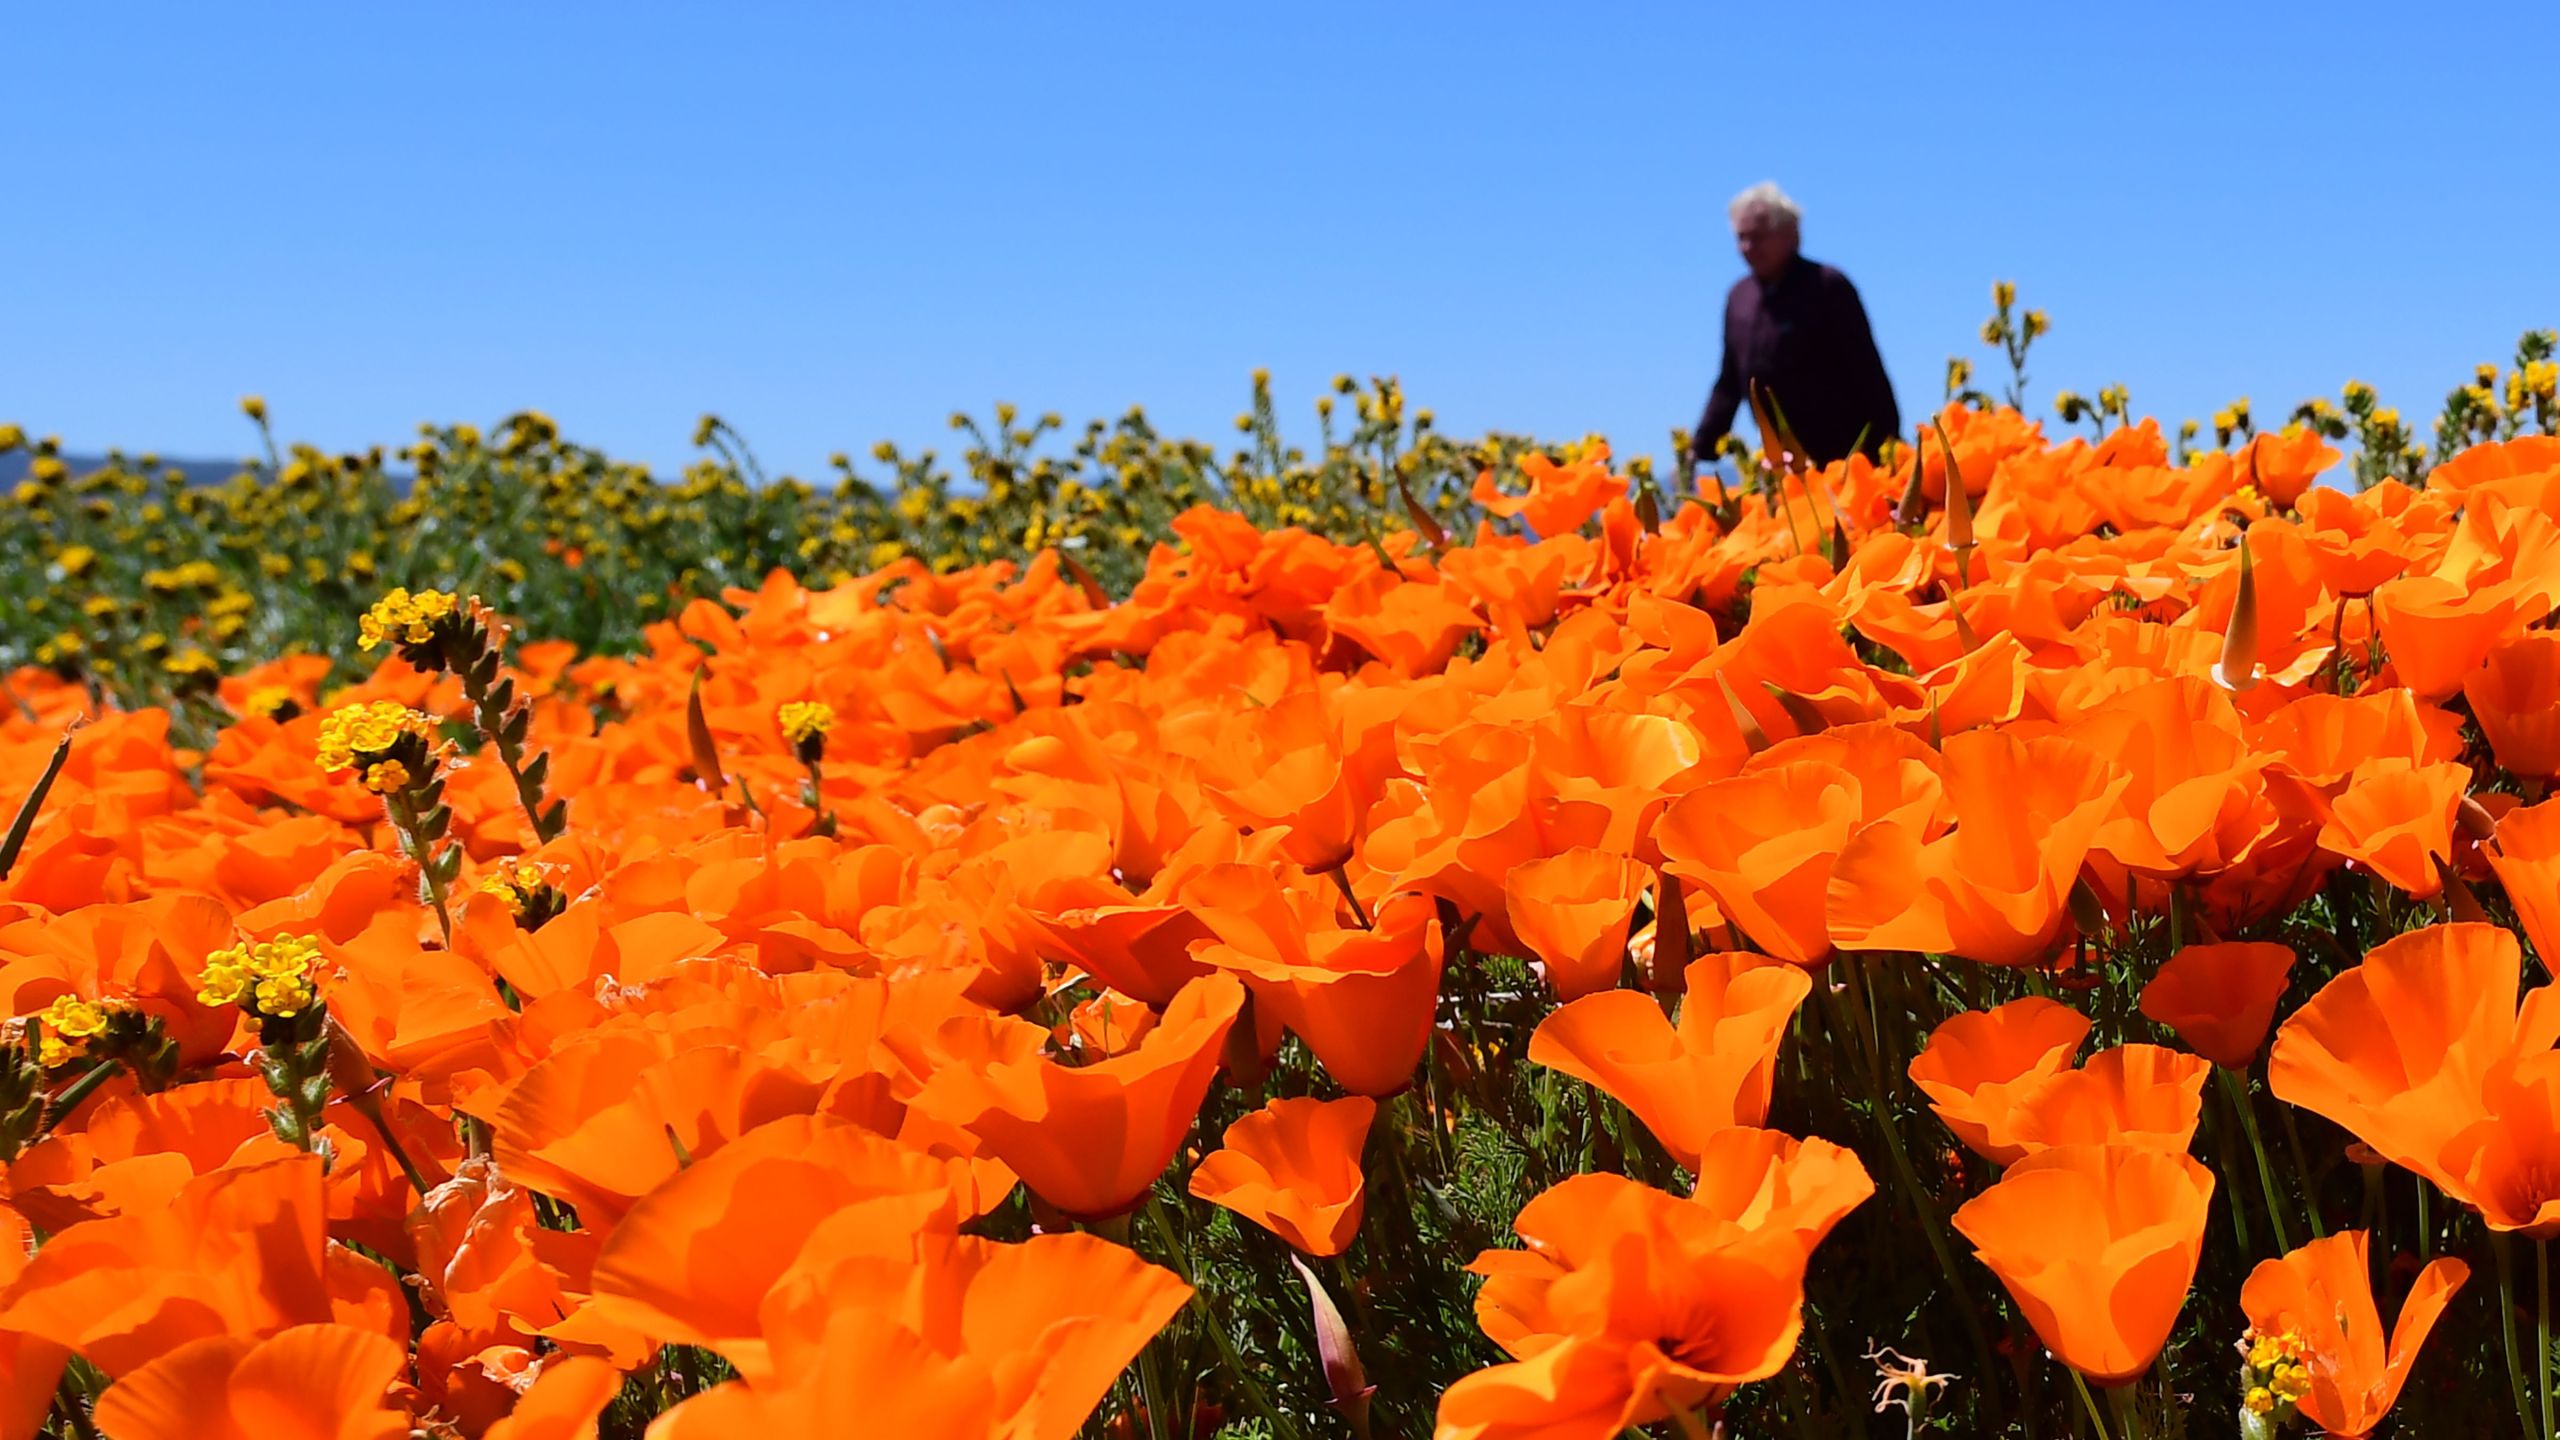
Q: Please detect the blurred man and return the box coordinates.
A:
[1688,182,1900,470]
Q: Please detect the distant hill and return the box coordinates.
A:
[0,452,253,488]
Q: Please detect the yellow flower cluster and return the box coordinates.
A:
[196,934,326,1018]
[35,993,110,1068]
[357,586,460,651]
[244,685,296,720]
[778,701,836,747]
[362,759,412,794]
[316,701,434,774]
[2240,1328,2311,1418]
[479,857,553,915]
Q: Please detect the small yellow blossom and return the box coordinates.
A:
[778,700,836,749]
[358,587,461,650]
[316,701,434,774]
[36,994,110,1068]
[197,934,326,1018]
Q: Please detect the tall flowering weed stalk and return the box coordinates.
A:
[8,321,2560,1435]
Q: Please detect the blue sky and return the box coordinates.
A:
[7,3,2554,482]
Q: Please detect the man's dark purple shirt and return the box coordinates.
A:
[1691,254,1900,468]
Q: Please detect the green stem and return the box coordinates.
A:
[2218,1067,2292,1254]
[50,1369,101,1440]
[41,1058,123,1129]
[2208,1086,2254,1255]
[2108,1382,2142,1440]
[461,664,564,842]
[383,790,455,945]
[1818,980,2000,1424]
[2499,1234,2536,1439]
[2069,1372,2115,1440]
[1144,1199,1303,1440]
[2418,1178,2434,1264]
[2275,1103,2327,1238]
[2541,1237,2553,1440]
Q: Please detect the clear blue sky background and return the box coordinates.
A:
[8,3,2555,481]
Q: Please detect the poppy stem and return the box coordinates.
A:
[2417,1178,2433,1264]
[2497,1234,2536,1439]
[1816,979,2000,1427]
[1325,865,1372,929]
[2216,1067,2291,1254]
[1143,1198,1305,1440]
[1668,1406,1715,1440]
[2273,1103,2327,1239]
[2067,1371,2114,1440]
[2105,1381,2142,1440]
[48,1370,101,1440]
[2540,1237,2552,1440]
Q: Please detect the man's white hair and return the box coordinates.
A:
[1728,181,1801,231]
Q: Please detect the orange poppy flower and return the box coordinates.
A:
[1446,1140,1867,1438]
[1908,997,2092,1166]
[1188,870,1442,1097]
[2006,1044,2212,1156]
[1827,730,2125,967]
[2269,923,2560,1190]
[483,1029,834,1235]
[2239,1231,2468,1438]
[2313,760,2467,898]
[1471,448,1626,539]
[0,1155,403,1377]
[1188,1095,1376,1257]
[1196,690,1403,873]
[1951,1144,2214,1386]
[1056,988,1159,1059]
[1527,953,1811,1170]
[0,1202,67,1440]
[2488,797,2560,972]
[589,1113,986,1378]
[2229,427,2341,509]
[657,1231,1190,1440]
[2138,942,2297,1069]
[89,1323,410,1440]
[2438,1050,2560,1237]
[1503,848,1648,999]
[915,972,1241,1219]
[1655,762,1863,966]
[482,1356,624,1440]
[2469,633,2560,781]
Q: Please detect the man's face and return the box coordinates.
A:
[1735,213,1797,282]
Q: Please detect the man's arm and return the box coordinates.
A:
[1691,298,1743,468]
[1833,275,1900,452]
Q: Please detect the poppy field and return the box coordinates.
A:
[8,322,2560,1440]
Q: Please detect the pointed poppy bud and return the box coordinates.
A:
[1290,1254,1377,1439]
[1060,549,1110,609]
[1894,432,1931,530]
[2213,538,2261,693]
[1399,477,1448,550]
[1933,421,1975,557]
[685,670,726,791]
[1716,673,1771,754]
[1763,683,1828,738]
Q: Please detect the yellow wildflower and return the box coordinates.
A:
[197,934,325,1018]
[36,994,110,1068]
[315,701,433,773]
[778,700,836,750]
[358,587,461,650]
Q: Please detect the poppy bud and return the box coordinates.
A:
[684,671,726,790]
[1290,1255,1376,1440]
[2214,538,2261,693]
[1715,674,1770,754]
